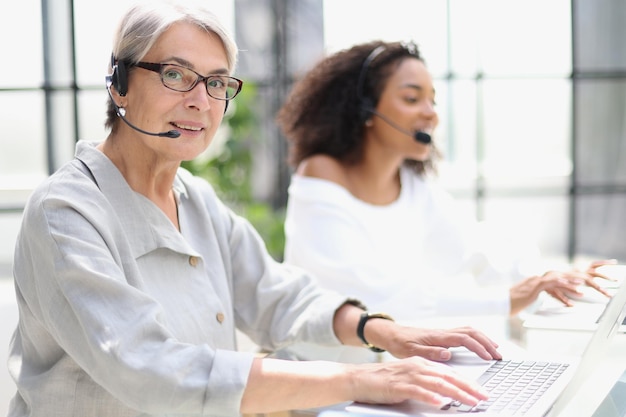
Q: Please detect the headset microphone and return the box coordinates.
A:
[105,76,181,139]
[116,106,181,138]
[367,108,432,144]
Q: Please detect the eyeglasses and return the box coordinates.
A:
[134,62,243,100]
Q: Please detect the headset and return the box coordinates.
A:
[107,55,179,138]
[355,45,431,144]
[356,45,386,124]
[110,54,129,97]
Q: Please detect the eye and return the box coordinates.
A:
[207,76,227,89]
[162,66,185,82]
[403,95,437,107]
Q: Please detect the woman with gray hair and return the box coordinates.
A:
[7,2,500,416]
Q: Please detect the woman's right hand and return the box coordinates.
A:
[349,356,489,408]
[241,356,489,414]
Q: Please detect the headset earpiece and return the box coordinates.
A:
[110,54,128,97]
[359,97,374,124]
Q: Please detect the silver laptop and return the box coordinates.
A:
[344,270,626,417]
[590,367,626,417]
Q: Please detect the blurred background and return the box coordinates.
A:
[1,0,626,413]
[1,0,626,269]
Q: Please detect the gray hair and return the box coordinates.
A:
[105,0,238,131]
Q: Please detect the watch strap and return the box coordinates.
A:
[357,312,394,352]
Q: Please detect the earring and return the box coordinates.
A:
[365,119,373,127]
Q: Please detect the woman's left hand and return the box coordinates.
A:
[544,258,618,305]
[380,325,502,362]
[509,259,618,315]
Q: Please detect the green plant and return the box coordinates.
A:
[181,82,286,261]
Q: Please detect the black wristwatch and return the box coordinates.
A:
[357,312,395,352]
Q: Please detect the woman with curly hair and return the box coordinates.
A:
[276,40,614,361]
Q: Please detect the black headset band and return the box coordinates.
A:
[356,45,386,104]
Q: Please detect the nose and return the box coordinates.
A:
[421,101,438,123]
[421,101,438,129]
[184,81,213,111]
[422,100,437,117]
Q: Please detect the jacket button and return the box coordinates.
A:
[216,313,225,323]
[189,256,199,267]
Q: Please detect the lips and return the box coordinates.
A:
[171,122,203,132]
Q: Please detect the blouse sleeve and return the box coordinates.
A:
[178,169,349,351]
[215,196,349,350]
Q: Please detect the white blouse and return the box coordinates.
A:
[284,166,541,323]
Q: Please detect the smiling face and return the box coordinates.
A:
[365,57,438,162]
[117,22,230,163]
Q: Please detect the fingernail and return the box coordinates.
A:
[440,350,451,361]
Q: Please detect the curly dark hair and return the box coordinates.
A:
[275,40,440,176]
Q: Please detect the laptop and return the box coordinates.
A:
[590,367,626,417]
[343,268,626,417]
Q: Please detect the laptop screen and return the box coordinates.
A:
[549,278,626,416]
[591,368,626,417]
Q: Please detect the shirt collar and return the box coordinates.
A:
[74,140,198,258]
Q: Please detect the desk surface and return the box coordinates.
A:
[293,309,626,417]
[3,275,624,417]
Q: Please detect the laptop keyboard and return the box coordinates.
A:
[443,360,569,414]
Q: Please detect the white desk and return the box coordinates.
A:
[3,278,624,417]
[292,307,626,417]
[419,317,621,417]
[409,302,626,417]
[547,333,626,416]
[522,292,626,416]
